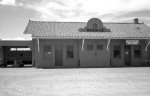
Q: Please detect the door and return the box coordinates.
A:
[0,47,4,65]
[96,44,109,67]
[55,45,63,66]
[124,45,131,65]
[85,44,96,66]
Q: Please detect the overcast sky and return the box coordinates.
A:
[0,0,150,40]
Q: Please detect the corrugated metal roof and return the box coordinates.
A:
[24,20,150,39]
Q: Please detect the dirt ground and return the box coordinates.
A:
[0,67,150,96]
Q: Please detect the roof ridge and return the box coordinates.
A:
[103,22,144,24]
[29,20,144,24]
[29,20,86,23]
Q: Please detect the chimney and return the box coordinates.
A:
[133,18,139,24]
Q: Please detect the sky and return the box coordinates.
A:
[0,0,150,40]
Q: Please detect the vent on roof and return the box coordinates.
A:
[79,18,111,32]
[133,18,139,24]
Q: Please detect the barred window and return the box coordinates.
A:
[97,44,103,50]
[43,45,52,60]
[66,45,74,59]
[113,45,121,58]
[87,44,94,51]
[134,45,141,58]
[93,23,97,29]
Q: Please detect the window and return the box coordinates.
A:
[93,23,97,29]
[87,44,94,51]
[97,44,103,50]
[134,45,141,58]
[66,45,74,59]
[113,45,121,58]
[43,45,52,60]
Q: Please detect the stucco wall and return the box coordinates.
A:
[110,39,147,67]
[32,39,148,68]
[33,39,110,68]
[33,39,79,68]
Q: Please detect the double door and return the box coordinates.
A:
[82,43,108,67]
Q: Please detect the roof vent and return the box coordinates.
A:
[133,18,139,24]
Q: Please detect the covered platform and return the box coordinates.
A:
[0,40,32,67]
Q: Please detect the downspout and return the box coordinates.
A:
[107,39,111,67]
[81,39,85,51]
[145,40,150,52]
[107,39,111,50]
[37,38,40,52]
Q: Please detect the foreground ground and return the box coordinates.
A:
[0,67,150,96]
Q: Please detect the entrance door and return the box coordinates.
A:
[84,43,96,67]
[55,45,63,66]
[124,45,131,65]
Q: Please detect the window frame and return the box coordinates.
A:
[86,44,94,51]
[66,45,74,59]
[134,45,141,58]
[93,23,98,29]
[113,45,121,59]
[43,45,52,60]
[96,44,104,50]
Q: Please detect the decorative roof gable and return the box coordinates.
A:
[79,18,110,32]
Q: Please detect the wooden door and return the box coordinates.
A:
[124,45,131,65]
[96,44,107,67]
[55,45,63,66]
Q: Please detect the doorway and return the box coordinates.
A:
[55,45,63,66]
[124,45,131,65]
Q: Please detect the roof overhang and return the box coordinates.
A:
[32,36,150,40]
[0,40,32,46]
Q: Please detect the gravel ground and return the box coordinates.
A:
[0,67,150,96]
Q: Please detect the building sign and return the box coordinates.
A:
[87,28,110,32]
[126,40,139,45]
[79,28,111,32]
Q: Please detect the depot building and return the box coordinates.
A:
[1,18,150,68]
